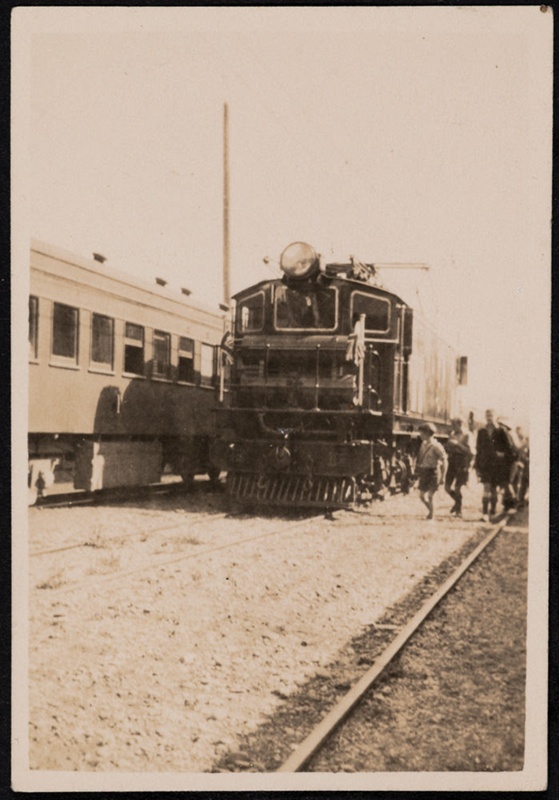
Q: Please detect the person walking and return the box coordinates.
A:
[494,417,519,510]
[474,409,499,521]
[415,423,447,520]
[511,426,529,508]
[444,417,472,517]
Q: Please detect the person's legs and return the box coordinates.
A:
[489,481,498,515]
[453,483,462,516]
[502,481,516,510]
[419,490,430,514]
[481,481,491,516]
[420,489,434,519]
[518,463,529,507]
[445,463,457,512]
[425,488,434,519]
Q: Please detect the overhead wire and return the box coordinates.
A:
[207,40,441,315]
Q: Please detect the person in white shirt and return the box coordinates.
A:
[415,423,447,520]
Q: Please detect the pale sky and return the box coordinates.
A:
[14,6,553,426]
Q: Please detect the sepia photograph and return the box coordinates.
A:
[12,6,551,792]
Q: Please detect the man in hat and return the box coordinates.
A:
[415,423,447,520]
[474,408,499,521]
[444,417,472,517]
[474,409,519,520]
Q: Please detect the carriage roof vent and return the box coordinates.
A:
[155,277,168,287]
[181,287,192,296]
[92,252,107,263]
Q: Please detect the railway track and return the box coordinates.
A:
[29,501,381,558]
[32,479,210,510]
[30,510,232,557]
[29,486,528,775]
[274,511,516,772]
[36,511,324,596]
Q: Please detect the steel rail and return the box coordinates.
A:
[43,513,323,597]
[30,512,232,557]
[32,481,195,510]
[277,511,516,772]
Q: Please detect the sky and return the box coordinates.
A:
[14,6,553,427]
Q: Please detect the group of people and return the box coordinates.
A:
[414,409,529,522]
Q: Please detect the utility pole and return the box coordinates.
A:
[223,102,230,307]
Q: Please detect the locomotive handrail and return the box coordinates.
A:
[253,409,383,436]
[314,343,321,410]
[212,407,383,417]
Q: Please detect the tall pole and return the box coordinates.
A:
[223,102,230,307]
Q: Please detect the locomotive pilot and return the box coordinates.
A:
[415,423,447,520]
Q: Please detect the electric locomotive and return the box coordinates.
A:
[212,242,463,509]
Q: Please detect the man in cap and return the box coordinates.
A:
[415,423,447,520]
[444,417,472,517]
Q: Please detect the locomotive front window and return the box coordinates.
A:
[200,343,215,387]
[124,322,145,376]
[266,349,348,379]
[237,292,264,332]
[52,302,79,361]
[153,330,171,379]
[178,336,195,383]
[351,292,391,333]
[91,313,114,369]
[29,296,38,360]
[274,285,337,331]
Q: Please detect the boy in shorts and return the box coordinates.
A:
[416,423,447,520]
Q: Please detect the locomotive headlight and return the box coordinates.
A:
[279,242,319,280]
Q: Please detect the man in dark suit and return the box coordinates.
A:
[474,409,518,521]
[474,409,499,521]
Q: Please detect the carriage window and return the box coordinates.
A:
[52,302,79,361]
[29,296,38,359]
[237,292,264,332]
[153,330,171,378]
[124,322,144,375]
[91,313,114,369]
[351,292,390,333]
[178,336,194,383]
[275,285,337,331]
[200,343,215,387]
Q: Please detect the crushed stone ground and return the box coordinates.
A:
[26,483,526,773]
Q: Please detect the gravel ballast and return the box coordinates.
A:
[308,515,528,772]
[27,485,527,773]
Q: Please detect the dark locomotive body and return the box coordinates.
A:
[212,244,461,509]
[28,239,226,503]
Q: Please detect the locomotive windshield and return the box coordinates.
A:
[237,291,265,332]
[350,291,391,333]
[274,284,337,331]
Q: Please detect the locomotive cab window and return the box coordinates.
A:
[153,330,171,379]
[237,292,264,333]
[200,343,215,387]
[124,322,145,376]
[29,296,38,360]
[90,313,114,370]
[274,285,337,331]
[351,292,391,333]
[178,336,195,383]
[52,302,79,362]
